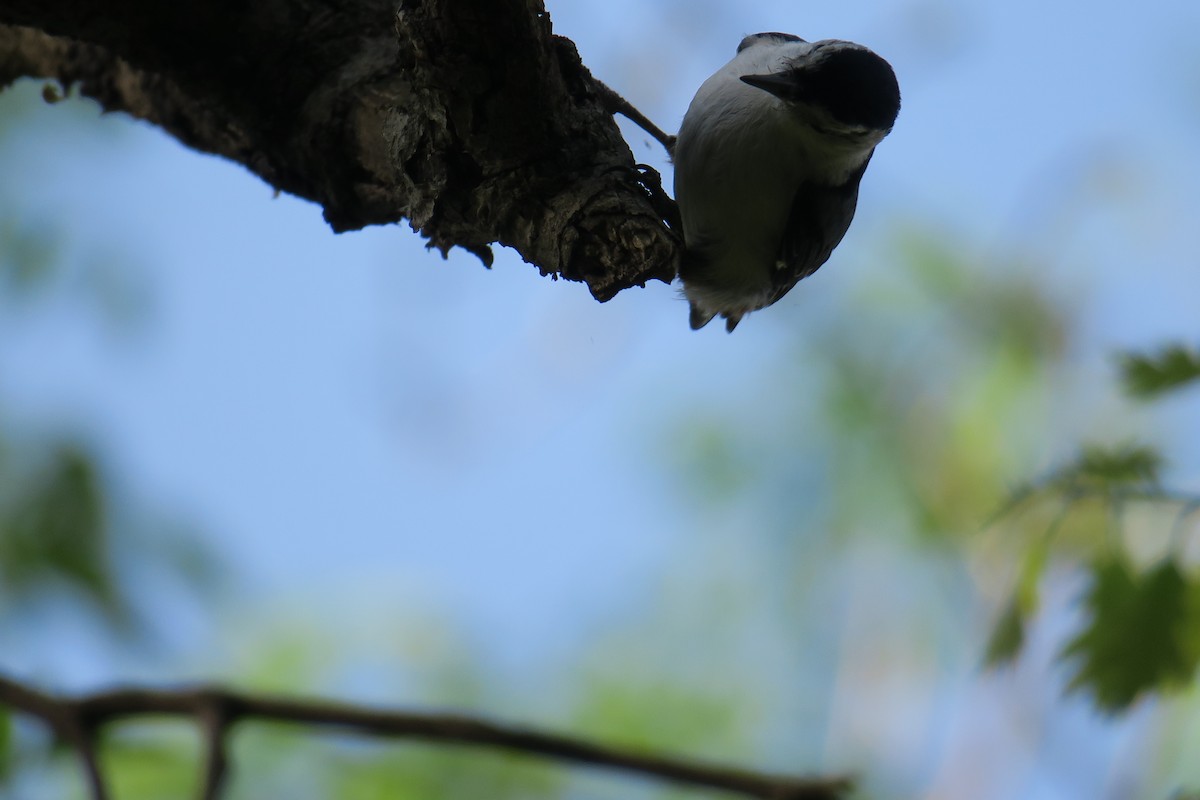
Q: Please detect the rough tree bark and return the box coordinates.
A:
[0,0,679,301]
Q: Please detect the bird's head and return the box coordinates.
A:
[740,40,900,140]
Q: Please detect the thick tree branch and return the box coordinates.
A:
[0,674,852,800]
[0,0,678,301]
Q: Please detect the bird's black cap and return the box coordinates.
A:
[742,44,900,132]
[737,31,804,53]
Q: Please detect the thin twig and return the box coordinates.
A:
[588,77,683,231]
[987,480,1200,530]
[591,77,677,156]
[66,722,108,800]
[195,689,234,800]
[0,675,850,800]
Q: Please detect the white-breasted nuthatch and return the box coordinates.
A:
[673,32,900,332]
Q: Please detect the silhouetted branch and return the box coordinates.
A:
[0,675,111,799]
[0,674,851,800]
[0,0,679,301]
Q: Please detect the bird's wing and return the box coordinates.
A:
[767,155,872,307]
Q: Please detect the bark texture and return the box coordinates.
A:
[0,0,679,300]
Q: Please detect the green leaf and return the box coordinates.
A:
[1054,444,1162,492]
[984,597,1026,666]
[1118,345,1200,399]
[0,219,59,295]
[1060,556,1200,711]
[985,541,1049,666]
[0,706,11,780]
[0,445,121,616]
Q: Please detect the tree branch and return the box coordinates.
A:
[0,674,851,800]
[195,689,233,800]
[0,0,679,301]
[0,674,111,799]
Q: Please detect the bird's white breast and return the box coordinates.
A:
[673,41,836,309]
[676,49,802,264]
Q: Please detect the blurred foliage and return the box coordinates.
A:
[572,675,745,756]
[994,443,1166,525]
[0,424,222,642]
[0,80,197,634]
[103,726,200,799]
[1064,443,1164,491]
[0,81,152,334]
[672,215,1200,724]
[1119,345,1200,399]
[982,434,1200,710]
[323,746,564,800]
[982,429,1200,710]
[1062,556,1200,712]
[826,235,1066,544]
[0,218,58,297]
[983,537,1049,665]
[0,706,10,780]
[0,77,227,798]
[674,225,1069,548]
[981,393,1200,710]
[0,443,122,619]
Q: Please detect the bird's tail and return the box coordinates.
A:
[688,303,715,330]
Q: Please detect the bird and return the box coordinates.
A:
[672,32,900,332]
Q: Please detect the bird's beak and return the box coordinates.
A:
[740,73,799,101]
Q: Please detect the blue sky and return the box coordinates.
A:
[3,0,1200,796]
